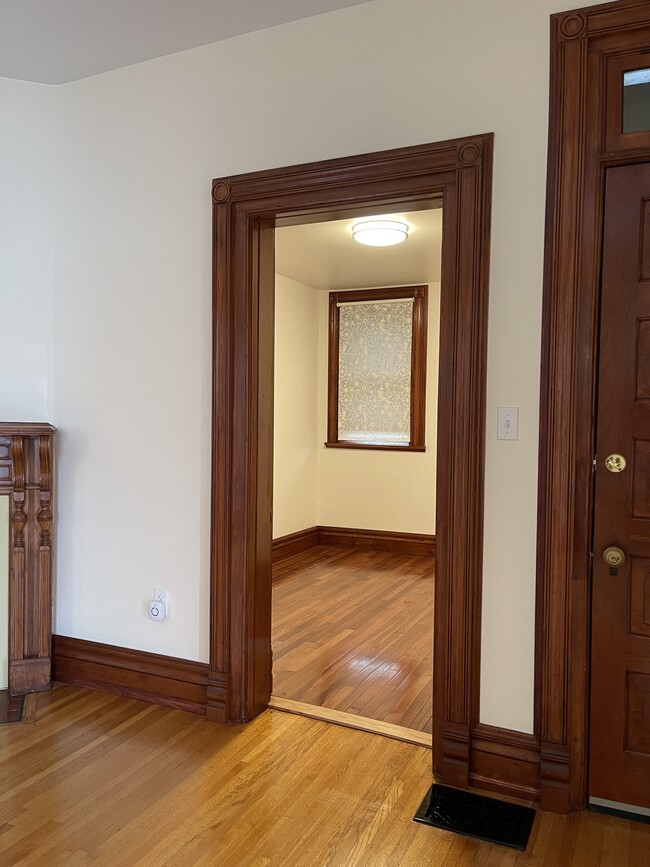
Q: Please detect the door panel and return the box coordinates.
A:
[590,163,650,809]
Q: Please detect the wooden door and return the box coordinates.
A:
[590,163,650,810]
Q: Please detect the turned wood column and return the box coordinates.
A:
[0,423,55,694]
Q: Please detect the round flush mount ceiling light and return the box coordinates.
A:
[351,218,409,247]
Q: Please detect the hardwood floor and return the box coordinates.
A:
[1,686,648,866]
[272,545,434,733]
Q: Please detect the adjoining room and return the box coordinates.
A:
[271,209,441,740]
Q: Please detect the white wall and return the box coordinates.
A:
[0,496,8,689]
[274,279,439,537]
[317,284,439,534]
[0,0,612,732]
[0,79,54,421]
[273,275,320,539]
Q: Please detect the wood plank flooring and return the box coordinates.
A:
[1,686,648,866]
[272,545,434,733]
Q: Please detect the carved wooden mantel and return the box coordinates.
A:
[0,422,55,694]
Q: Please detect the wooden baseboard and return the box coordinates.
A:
[271,526,320,564]
[52,635,209,716]
[269,695,432,747]
[51,641,540,804]
[469,723,541,802]
[272,526,436,562]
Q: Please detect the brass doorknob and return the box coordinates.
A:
[605,454,626,473]
[603,546,626,568]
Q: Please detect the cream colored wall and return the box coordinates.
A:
[0,0,614,732]
[317,284,439,534]
[0,497,8,690]
[273,275,320,539]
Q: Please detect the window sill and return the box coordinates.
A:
[324,441,426,452]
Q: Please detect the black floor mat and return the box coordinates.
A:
[413,784,535,850]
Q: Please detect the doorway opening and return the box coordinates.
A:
[209,136,493,791]
[270,208,441,743]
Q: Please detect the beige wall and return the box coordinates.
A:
[0,496,8,690]
[273,275,320,538]
[273,279,439,537]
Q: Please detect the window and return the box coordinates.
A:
[326,285,428,451]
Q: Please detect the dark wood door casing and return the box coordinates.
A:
[0,422,55,695]
[210,135,493,791]
[538,0,650,813]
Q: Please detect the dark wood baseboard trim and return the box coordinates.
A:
[272,526,436,562]
[271,526,320,564]
[318,526,436,556]
[51,641,540,802]
[52,635,209,716]
[470,724,541,803]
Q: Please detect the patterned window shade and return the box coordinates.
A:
[338,299,414,445]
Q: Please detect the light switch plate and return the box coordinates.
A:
[497,407,518,440]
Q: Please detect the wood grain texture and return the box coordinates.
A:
[272,526,436,563]
[272,545,434,734]
[0,691,23,724]
[538,0,650,813]
[589,163,650,809]
[0,691,36,726]
[268,695,432,747]
[318,526,436,556]
[52,636,209,716]
[271,526,320,563]
[0,685,647,866]
[0,424,55,695]
[470,724,541,803]
[211,135,494,800]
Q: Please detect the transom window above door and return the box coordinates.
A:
[326,285,428,451]
[623,67,650,134]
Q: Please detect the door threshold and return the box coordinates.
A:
[268,695,432,747]
[589,797,650,825]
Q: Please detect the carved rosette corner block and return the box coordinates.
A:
[1,423,56,695]
[457,140,483,168]
[558,12,587,41]
[212,180,232,204]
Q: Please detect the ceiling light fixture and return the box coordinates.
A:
[351,218,409,247]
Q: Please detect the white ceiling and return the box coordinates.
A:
[0,0,372,84]
[275,209,443,292]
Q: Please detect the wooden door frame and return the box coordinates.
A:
[537,0,650,813]
[209,134,493,789]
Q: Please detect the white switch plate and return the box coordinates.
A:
[497,407,518,440]
[154,588,169,608]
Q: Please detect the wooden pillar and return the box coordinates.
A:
[1,423,56,695]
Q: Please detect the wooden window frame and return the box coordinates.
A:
[325,285,428,452]
[606,50,650,152]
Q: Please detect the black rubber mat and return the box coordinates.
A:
[413,784,535,850]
